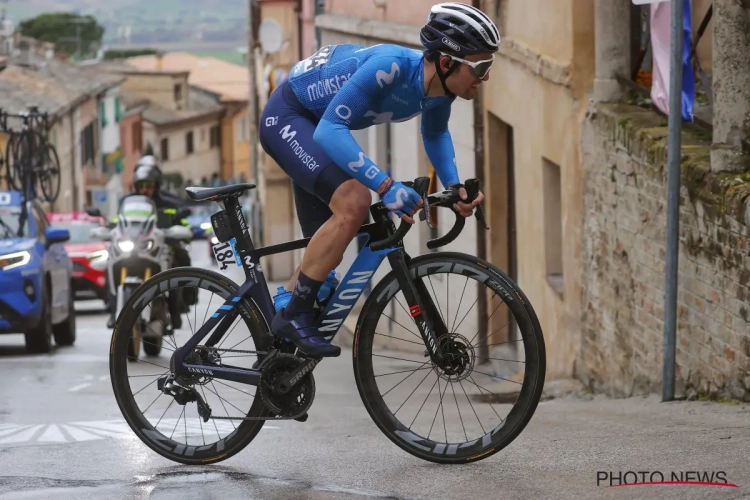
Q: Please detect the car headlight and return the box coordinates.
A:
[200,222,212,230]
[117,240,134,253]
[210,236,219,245]
[87,249,109,269]
[0,251,31,270]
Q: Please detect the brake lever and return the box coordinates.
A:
[464,179,489,230]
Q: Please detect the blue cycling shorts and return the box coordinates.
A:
[260,82,354,237]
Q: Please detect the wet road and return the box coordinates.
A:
[0,241,748,500]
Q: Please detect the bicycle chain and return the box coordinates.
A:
[193,346,311,421]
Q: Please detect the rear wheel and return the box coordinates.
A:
[353,252,545,464]
[110,267,272,465]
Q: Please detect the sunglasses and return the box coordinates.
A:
[439,52,495,79]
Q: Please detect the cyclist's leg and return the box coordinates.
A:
[259,83,371,357]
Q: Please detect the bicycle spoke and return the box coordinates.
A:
[458,379,487,435]
[426,275,446,325]
[380,359,432,398]
[128,357,169,370]
[450,277,470,333]
[381,314,421,341]
[393,366,434,416]
[212,379,255,398]
[485,357,524,364]
[372,353,428,365]
[472,370,523,385]
[450,381,468,442]
[468,301,505,346]
[472,320,512,350]
[428,376,449,440]
[132,375,162,398]
[201,293,214,327]
[409,375,439,429]
[466,375,505,423]
[201,385,228,435]
[170,407,185,440]
[375,366,432,378]
[205,382,246,416]
[452,296,479,334]
[154,398,175,430]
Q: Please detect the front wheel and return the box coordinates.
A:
[353,252,545,464]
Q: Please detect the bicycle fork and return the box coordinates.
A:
[387,251,448,367]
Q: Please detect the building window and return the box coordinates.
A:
[174,83,183,104]
[131,121,143,154]
[542,158,564,296]
[200,127,206,143]
[161,137,169,161]
[186,130,194,154]
[115,97,122,123]
[210,125,220,148]
[80,122,96,165]
[99,101,107,128]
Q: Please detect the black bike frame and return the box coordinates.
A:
[172,196,448,386]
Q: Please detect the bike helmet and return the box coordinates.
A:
[421,3,500,55]
[420,3,500,96]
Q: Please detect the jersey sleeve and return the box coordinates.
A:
[421,101,460,188]
[312,56,402,192]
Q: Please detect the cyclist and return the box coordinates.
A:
[105,157,194,328]
[259,2,494,358]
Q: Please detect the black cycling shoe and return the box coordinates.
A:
[271,308,341,358]
[106,315,115,329]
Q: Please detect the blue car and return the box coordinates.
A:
[186,201,219,239]
[0,191,76,353]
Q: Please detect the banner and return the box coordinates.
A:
[649,0,695,121]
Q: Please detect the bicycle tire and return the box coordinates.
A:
[4,133,22,191]
[110,267,270,465]
[38,142,61,203]
[352,252,546,464]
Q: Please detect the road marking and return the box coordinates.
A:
[68,383,92,392]
[0,419,280,446]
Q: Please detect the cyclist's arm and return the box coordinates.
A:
[421,101,460,189]
[313,57,396,193]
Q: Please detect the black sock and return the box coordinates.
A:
[284,271,323,318]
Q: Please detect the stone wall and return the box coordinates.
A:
[579,102,750,401]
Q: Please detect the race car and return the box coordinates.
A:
[0,191,76,353]
[48,211,108,304]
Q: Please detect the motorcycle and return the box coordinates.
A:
[88,195,193,360]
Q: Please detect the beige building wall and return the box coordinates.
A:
[482,0,594,379]
[48,114,76,212]
[157,118,223,184]
[121,73,189,112]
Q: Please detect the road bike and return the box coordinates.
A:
[109,177,546,464]
[2,107,62,203]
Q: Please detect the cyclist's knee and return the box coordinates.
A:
[331,181,370,222]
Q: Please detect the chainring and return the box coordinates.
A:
[259,353,315,418]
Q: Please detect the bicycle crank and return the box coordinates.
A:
[259,353,316,419]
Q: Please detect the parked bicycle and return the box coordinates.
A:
[1,107,62,203]
[109,177,546,464]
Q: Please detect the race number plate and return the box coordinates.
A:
[212,238,242,271]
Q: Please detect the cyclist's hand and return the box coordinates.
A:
[382,181,424,224]
[452,185,484,218]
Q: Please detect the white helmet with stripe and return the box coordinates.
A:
[420,2,500,55]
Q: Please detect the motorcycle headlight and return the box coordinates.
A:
[0,251,31,271]
[210,236,219,245]
[117,240,134,253]
[87,249,109,270]
[200,222,212,230]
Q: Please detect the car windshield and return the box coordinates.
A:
[190,203,218,218]
[0,206,30,239]
[51,223,98,243]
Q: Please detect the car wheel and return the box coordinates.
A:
[25,285,52,354]
[53,284,76,346]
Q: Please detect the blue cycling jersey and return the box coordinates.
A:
[287,43,460,192]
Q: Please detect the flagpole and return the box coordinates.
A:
[662,0,685,402]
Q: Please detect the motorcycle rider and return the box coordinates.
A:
[105,156,195,329]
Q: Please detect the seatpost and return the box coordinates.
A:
[222,196,255,256]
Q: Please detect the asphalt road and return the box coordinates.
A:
[0,241,748,499]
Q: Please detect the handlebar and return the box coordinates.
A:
[369,177,488,251]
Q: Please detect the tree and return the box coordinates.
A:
[103,48,159,60]
[18,13,104,59]
[144,142,154,156]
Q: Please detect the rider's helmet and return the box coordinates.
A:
[420,3,500,96]
[132,161,162,197]
[420,2,500,56]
